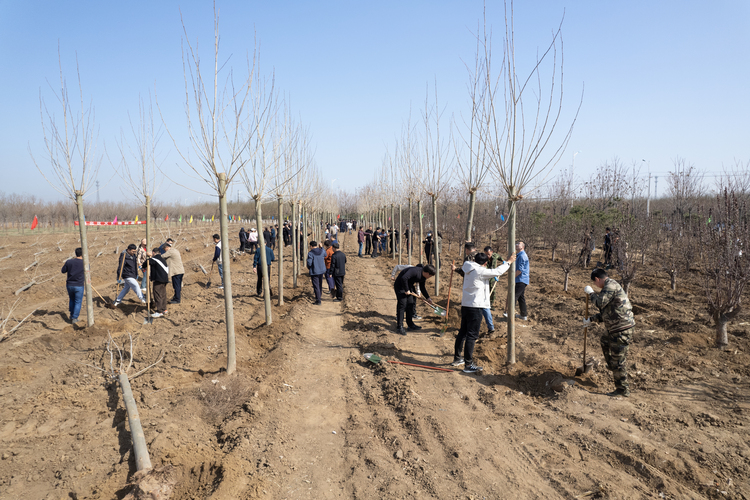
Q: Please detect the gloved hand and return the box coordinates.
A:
[584,285,594,295]
[493,276,499,282]
[583,317,592,327]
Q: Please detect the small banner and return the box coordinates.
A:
[135,215,139,222]
[74,220,147,226]
[31,215,38,230]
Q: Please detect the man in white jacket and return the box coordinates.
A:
[453,252,515,373]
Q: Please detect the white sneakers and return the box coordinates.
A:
[151,312,163,318]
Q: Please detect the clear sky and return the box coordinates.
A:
[1,1,748,204]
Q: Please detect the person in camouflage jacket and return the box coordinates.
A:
[584,268,635,397]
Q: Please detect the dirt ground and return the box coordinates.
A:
[0,226,749,499]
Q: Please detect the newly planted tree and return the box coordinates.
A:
[32,52,101,327]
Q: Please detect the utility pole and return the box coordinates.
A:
[654,176,659,199]
[646,172,651,216]
[96,180,100,205]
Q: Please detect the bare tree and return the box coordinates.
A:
[31,50,101,327]
[701,190,750,347]
[717,159,750,200]
[161,6,262,374]
[116,95,164,250]
[667,156,704,218]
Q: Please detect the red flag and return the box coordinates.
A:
[113,215,118,223]
[31,215,38,230]
[165,214,169,221]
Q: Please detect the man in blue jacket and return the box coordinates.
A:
[253,243,275,297]
[506,240,530,321]
[306,241,326,305]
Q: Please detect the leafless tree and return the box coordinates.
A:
[701,190,750,347]
[31,50,101,327]
[482,1,582,363]
[666,156,704,218]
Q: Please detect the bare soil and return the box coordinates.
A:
[0,227,749,499]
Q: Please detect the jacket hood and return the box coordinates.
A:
[311,247,325,255]
[240,227,245,231]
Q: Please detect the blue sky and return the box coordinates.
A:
[1,1,748,204]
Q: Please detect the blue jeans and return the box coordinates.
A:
[358,242,363,257]
[482,308,494,331]
[217,263,224,285]
[141,272,148,289]
[67,285,84,321]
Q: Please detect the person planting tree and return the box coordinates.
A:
[393,264,436,336]
[583,268,636,397]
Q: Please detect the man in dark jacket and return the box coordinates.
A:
[306,241,326,305]
[330,242,346,301]
[584,268,636,397]
[115,244,146,307]
[364,227,373,255]
[239,227,248,253]
[144,247,169,317]
[357,227,365,257]
[61,247,84,323]
[253,243,275,296]
[393,264,436,335]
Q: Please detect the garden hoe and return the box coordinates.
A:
[439,261,455,337]
[91,284,116,309]
[574,295,593,377]
[364,353,454,372]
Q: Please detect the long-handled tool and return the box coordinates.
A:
[205,261,214,289]
[407,292,446,316]
[364,353,454,372]
[439,261,455,336]
[90,284,115,308]
[143,261,153,325]
[574,295,592,377]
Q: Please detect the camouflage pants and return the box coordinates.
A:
[600,327,633,391]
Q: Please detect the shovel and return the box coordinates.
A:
[407,292,446,317]
[143,261,153,325]
[205,262,214,289]
[574,295,592,377]
[91,284,116,309]
[364,353,454,372]
[439,261,455,336]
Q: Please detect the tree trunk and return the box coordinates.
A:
[255,198,272,325]
[398,204,402,265]
[670,271,676,291]
[506,189,517,365]
[218,173,236,375]
[145,195,151,250]
[715,316,728,347]
[277,196,284,306]
[408,199,412,265]
[302,205,308,263]
[292,200,298,288]
[563,271,569,292]
[432,195,440,296]
[75,193,95,327]
[465,189,477,243]
[118,371,152,471]
[418,200,423,264]
[551,246,556,262]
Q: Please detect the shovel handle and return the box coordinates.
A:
[386,360,455,372]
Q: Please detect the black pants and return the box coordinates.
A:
[455,306,483,364]
[257,266,271,295]
[334,275,344,299]
[395,291,417,329]
[365,238,371,255]
[171,274,184,302]
[310,274,323,303]
[514,282,528,317]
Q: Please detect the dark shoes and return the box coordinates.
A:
[396,327,407,336]
[407,324,422,331]
[169,300,180,305]
[463,363,484,374]
[313,301,321,306]
[607,388,630,397]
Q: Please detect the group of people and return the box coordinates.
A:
[239,224,289,254]
[389,237,633,396]
[61,236,185,322]
[306,239,346,304]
